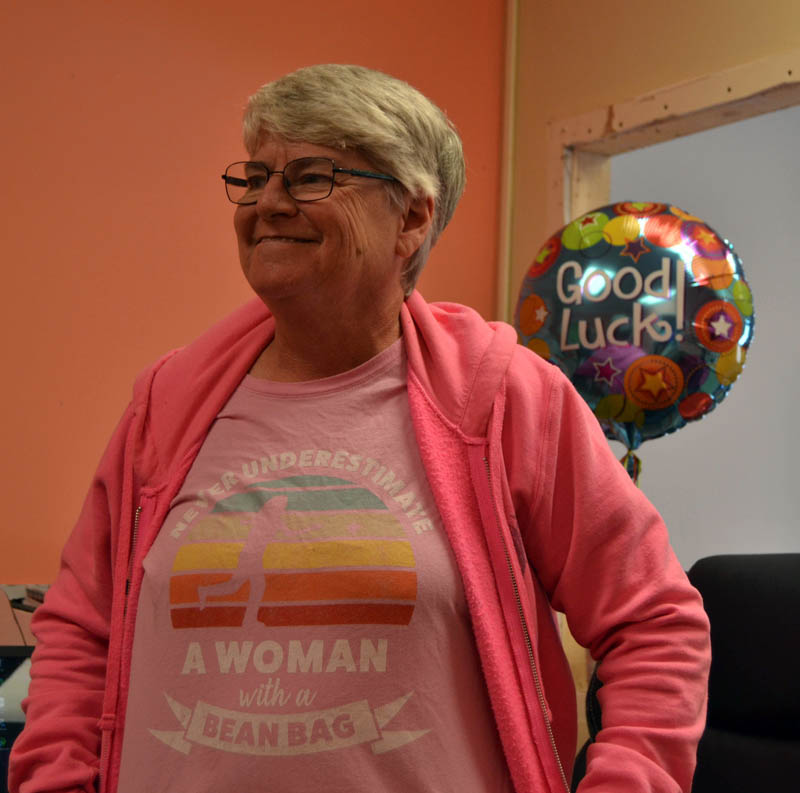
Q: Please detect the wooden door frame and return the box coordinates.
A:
[499,48,800,320]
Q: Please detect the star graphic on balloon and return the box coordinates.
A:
[685,223,725,257]
[640,369,667,398]
[625,354,684,410]
[593,357,621,387]
[621,236,650,263]
[536,243,555,263]
[580,214,597,228]
[709,313,733,339]
[695,227,717,245]
[518,293,549,335]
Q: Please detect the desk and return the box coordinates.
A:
[0,594,34,647]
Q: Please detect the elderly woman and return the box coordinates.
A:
[10,65,709,793]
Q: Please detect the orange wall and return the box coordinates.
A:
[1,0,506,582]
[510,0,800,305]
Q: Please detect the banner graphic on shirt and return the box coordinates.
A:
[150,690,428,756]
[168,473,421,629]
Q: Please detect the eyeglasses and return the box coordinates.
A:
[221,157,398,204]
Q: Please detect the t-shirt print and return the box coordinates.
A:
[154,456,438,758]
[171,474,420,632]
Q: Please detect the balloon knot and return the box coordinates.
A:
[620,450,642,486]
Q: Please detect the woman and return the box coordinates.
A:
[10,65,710,793]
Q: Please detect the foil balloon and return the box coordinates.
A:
[515,202,754,462]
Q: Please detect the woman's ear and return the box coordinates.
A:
[395,194,435,259]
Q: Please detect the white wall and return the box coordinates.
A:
[610,106,800,569]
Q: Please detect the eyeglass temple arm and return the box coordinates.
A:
[221,174,249,187]
[333,167,398,183]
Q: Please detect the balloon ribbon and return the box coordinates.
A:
[620,450,642,486]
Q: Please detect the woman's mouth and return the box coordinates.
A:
[256,236,318,244]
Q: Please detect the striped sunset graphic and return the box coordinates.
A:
[169,476,417,629]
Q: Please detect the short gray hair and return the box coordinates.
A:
[242,64,466,295]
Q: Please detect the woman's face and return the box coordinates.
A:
[233,137,417,316]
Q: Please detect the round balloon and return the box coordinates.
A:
[515,202,754,450]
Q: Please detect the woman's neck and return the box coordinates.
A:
[249,302,403,382]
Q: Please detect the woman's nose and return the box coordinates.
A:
[255,173,297,216]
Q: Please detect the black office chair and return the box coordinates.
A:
[571,553,800,792]
[688,553,800,792]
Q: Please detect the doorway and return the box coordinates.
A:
[609,105,800,567]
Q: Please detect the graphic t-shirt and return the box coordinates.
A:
[117,340,513,793]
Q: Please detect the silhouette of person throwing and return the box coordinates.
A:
[197,495,288,626]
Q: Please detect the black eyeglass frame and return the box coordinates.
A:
[221,157,399,205]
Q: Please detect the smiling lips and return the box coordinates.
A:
[255,235,319,244]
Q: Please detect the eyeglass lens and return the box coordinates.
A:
[224,158,335,204]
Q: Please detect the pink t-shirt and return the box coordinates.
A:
[117,340,513,793]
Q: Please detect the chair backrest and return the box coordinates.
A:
[571,553,800,793]
[687,553,800,734]
[687,553,800,792]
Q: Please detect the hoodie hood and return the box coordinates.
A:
[401,292,519,439]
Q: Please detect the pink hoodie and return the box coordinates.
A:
[10,292,710,793]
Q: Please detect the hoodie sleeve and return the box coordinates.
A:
[8,403,136,793]
[503,350,710,793]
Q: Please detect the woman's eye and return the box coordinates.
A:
[246,174,267,189]
[296,172,329,185]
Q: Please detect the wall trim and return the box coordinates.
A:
[495,0,519,321]
[547,48,800,237]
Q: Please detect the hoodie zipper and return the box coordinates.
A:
[125,505,142,602]
[483,457,570,793]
